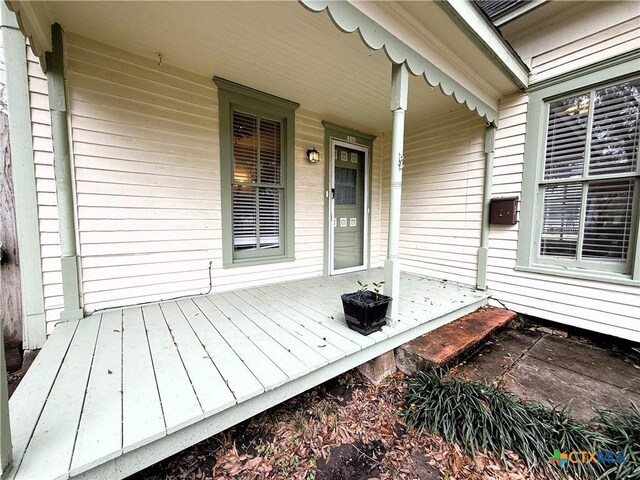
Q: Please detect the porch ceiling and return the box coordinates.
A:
[12,1,480,131]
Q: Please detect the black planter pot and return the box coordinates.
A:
[341,291,391,335]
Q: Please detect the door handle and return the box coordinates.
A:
[331,188,335,199]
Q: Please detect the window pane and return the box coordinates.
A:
[589,79,640,176]
[258,188,280,250]
[335,167,357,205]
[233,112,257,183]
[544,94,590,179]
[259,118,281,185]
[582,180,634,262]
[232,185,256,251]
[540,183,582,258]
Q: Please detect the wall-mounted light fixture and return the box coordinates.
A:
[306,147,320,163]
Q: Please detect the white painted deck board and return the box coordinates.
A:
[176,298,263,403]
[13,315,101,480]
[280,275,417,328]
[142,304,204,433]
[121,307,165,453]
[232,289,345,363]
[265,284,388,344]
[242,287,362,355]
[9,271,489,480]
[70,310,123,475]
[8,320,78,474]
[159,302,236,417]
[207,294,315,379]
[191,296,289,391]
[221,291,330,368]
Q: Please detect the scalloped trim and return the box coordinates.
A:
[300,0,498,124]
[5,1,50,69]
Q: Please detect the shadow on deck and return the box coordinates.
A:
[7,269,488,479]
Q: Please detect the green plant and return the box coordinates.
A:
[355,280,385,301]
[404,368,612,478]
[337,375,356,389]
[372,281,384,301]
[315,399,338,418]
[594,404,640,479]
[292,412,307,432]
[356,280,368,301]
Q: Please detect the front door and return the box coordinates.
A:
[329,140,368,274]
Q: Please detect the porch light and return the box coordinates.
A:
[306,147,320,163]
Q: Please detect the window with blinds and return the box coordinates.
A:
[539,77,640,272]
[231,111,283,254]
[215,77,298,267]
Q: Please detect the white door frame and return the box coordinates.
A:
[329,138,370,275]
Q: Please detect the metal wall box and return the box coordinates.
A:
[490,197,518,225]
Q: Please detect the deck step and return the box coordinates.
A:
[396,307,516,375]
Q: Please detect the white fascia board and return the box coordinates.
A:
[438,0,529,89]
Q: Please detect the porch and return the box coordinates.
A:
[7,269,487,480]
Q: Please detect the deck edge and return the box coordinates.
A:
[72,296,489,480]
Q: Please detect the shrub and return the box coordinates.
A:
[403,368,639,479]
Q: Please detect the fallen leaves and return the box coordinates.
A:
[131,371,544,480]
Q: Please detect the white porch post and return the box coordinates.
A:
[0,323,12,477]
[384,63,409,321]
[1,248,12,476]
[46,24,83,322]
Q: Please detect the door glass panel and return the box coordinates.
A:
[333,146,365,271]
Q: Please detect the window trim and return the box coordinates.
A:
[215,77,299,268]
[516,58,640,285]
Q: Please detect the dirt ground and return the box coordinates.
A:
[129,371,534,480]
[7,368,24,398]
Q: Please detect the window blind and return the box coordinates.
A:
[231,111,282,252]
[589,81,640,175]
[540,78,639,266]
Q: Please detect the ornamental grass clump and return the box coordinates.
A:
[404,368,619,479]
[594,404,640,479]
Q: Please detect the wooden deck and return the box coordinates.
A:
[7,269,488,480]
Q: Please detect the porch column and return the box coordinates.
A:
[0,240,12,475]
[1,3,47,349]
[0,320,12,477]
[46,24,82,321]
[476,123,496,290]
[384,63,409,321]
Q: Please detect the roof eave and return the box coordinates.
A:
[437,0,530,90]
[493,0,547,27]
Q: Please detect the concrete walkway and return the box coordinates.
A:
[458,328,640,423]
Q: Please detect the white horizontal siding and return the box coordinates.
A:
[487,93,640,342]
[394,109,486,286]
[502,2,640,84]
[530,17,640,83]
[369,136,384,269]
[27,45,63,330]
[63,33,389,313]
